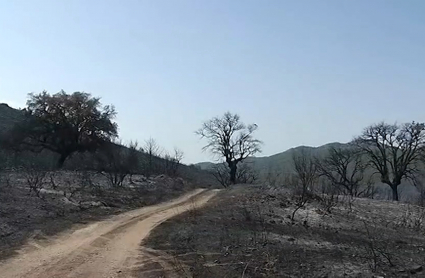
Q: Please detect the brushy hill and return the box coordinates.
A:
[0,102,217,186]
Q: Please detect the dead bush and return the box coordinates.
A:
[25,167,47,197]
[288,148,318,221]
[315,145,369,198]
[317,182,339,213]
[361,221,396,272]
[96,143,132,187]
[396,205,425,232]
[62,171,86,202]
[48,172,57,190]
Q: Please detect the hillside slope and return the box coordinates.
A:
[0,103,24,132]
[0,102,217,186]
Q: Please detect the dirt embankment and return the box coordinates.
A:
[0,188,219,278]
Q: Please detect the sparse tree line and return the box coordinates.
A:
[197,112,425,204]
[277,121,425,219]
[1,91,425,204]
[276,122,425,213]
[0,91,185,189]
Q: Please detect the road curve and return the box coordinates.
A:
[0,189,218,278]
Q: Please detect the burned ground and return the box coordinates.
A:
[0,171,204,260]
[144,185,425,278]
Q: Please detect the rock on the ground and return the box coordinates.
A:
[409,265,423,274]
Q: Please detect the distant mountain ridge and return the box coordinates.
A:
[196,142,347,173]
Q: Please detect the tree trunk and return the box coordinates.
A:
[57,153,68,169]
[229,163,237,184]
[391,185,399,201]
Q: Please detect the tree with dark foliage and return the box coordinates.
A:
[353,122,425,201]
[196,112,262,184]
[7,91,118,168]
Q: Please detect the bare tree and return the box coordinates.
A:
[293,148,318,192]
[353,122,425,201]
[290,148,318,220]
[211,163,230,188]
[127,140,141,182]
[142,137,161,177]
[171,147,184,175]
[163,147,184,176]
[196,112,262,184]
[316,146,369,197]
[174,147,184,164]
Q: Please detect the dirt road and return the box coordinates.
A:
[0,189,218,278]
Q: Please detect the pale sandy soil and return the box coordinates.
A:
[0,188,219,278]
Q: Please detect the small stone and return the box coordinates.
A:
[409,265,423,274]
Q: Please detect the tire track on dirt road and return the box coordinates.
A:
[0,188,219,278]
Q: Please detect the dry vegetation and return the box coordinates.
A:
[0,170,200,260]
[1,94,425,277]
[144,185,425,277]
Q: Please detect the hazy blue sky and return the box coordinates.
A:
[1,1,424,163]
